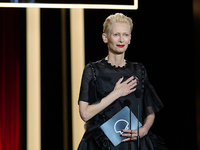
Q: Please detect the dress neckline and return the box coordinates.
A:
[102,58,129,69]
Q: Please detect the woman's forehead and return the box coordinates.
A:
[110,23,131,32]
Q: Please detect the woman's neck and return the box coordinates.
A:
[105,53,126,67]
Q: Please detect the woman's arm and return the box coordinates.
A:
[121,113,155,142]
[140,112,155,137]
[79,76,137,122]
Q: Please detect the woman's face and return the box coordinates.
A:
[103,22,131,55]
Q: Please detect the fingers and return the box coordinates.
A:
[126,76,134,84]
[121,129,135,133]
[117,76,137,87]
[121,129,138,142]
[126,76,138,87]
[121,133,137,137]
[122,137,136,142]
[114,76,138,97]
[122,138,130,142]
[116,76,124,84]
[121,129,137,135]
[121,133,137,142]
[126,78,137,93]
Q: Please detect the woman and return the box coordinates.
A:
[78,13,166,150]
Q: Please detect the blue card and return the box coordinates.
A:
[100,106,142,146]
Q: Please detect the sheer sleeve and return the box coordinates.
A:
[143,66,164,118]
[78,64,93,103]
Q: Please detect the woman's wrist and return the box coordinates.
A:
[141,126,149,134]
[110,89,121,100]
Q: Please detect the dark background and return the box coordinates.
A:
[16,0,198,149]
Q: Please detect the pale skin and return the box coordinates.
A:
[79,22,155,142]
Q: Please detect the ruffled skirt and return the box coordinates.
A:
[78,128,167,150]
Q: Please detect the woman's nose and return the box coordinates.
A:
[119,35,124,42]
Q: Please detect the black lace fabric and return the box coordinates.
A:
[143,80,164,118]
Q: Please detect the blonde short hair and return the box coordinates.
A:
[103,13,133,35]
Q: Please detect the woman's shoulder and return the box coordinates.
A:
[85,58,106,68]
[83,59,104,75]
[90,58,105,64]
[126,59,142,65]
[126,60,144,69]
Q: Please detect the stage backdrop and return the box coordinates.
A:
[0,0,198,149]
[0,8,25,150]
[40,1,197,149]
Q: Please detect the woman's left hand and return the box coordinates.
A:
[120,127,148,142]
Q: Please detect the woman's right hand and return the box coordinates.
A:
[114,76,137,97]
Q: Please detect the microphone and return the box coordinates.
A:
[123,99,131,107]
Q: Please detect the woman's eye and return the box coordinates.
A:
[124,34,129,36]
[113,34,118,36]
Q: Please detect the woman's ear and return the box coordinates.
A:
[128,35,131,44]
[102,33,108,43]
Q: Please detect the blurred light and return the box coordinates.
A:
[0,1,138,9]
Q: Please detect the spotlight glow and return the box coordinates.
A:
[0,1,138,9]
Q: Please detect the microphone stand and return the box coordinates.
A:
[135,74,143,150]
[129,103,131,150]
[124,99,131,150]
[128,101,131,150]
[137,98,140,150]
[135,88,142,150]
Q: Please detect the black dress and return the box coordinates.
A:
[78,58,167,150]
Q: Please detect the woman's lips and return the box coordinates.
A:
[117,45,125,48]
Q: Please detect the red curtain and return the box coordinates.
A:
[0,8,21,150]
